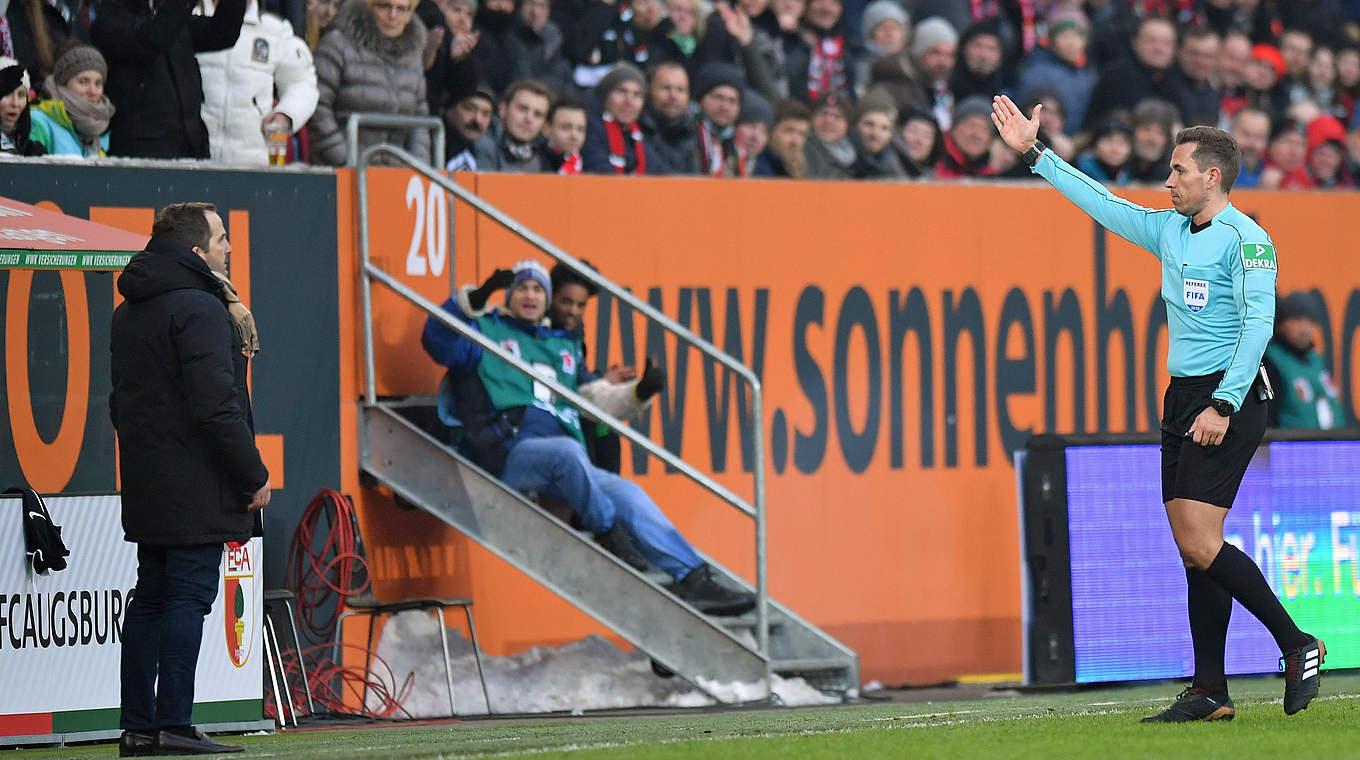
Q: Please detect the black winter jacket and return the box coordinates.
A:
[92,0,246,158]
[110,236,268,545]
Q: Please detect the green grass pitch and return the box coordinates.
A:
[22,672,1360,759]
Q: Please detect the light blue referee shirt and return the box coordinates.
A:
[1031,150,1277,411]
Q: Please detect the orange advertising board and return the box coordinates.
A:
[338,169,1359,684]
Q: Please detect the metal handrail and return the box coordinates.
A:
[344,113,446,170]
[354,143,771,694]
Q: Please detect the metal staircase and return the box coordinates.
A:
[350,131,858,703]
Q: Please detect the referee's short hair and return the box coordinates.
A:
[1176,126,1242,193]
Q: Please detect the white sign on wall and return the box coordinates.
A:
[0,494,262,737]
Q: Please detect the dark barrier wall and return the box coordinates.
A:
[0,165,341,587]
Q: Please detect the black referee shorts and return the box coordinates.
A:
[1160,372,1267,508]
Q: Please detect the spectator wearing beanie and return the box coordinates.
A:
[1075,115,1132,185]
[197,0,319,166]
[583,62,648,174]
[733,87,772,176]
[934,94,996,179]
[861,0,908,61]
[892,105,941,178]
[638,60,700,175]
[754,96,810,178]
[1244,43,1290,122]
[93,0,247,158]
[950,18,1007,103]
[850,93,906,179]
[911,16,958,130]
[803,90,855,178]
[0,57,45,155]
[689,0,784,104]
[693,61,744,176]
[1014,9,1094,134]
[29,44,115,158]
[442,82,496,171]
[783,0,865,103]
[1304,114,1352,189]
[566,0,682,93]
[854,0,908,96]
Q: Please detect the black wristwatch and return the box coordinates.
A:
[1210,398,1235,416]
[1022,140,1048,166]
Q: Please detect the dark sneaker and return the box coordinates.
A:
[1281,636,1326,715]
[674,564,756,616]
[596,523,650,571]
[117,730,155,757]
[1140,687,1235,722]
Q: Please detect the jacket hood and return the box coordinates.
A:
[117,236,221,303]
[334,0,427,60]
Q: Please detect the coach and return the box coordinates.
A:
[110,202,270,756]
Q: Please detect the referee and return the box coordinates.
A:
[991,95,1325,722]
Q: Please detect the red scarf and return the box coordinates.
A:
[558,151,582,175]
[807,34,845,101]
[603,113,645,175]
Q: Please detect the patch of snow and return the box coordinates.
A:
[368,610,840,718]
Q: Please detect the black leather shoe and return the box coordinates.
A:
[118,731,156,757]
[154,727,244,755]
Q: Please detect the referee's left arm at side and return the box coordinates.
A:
[1215,238,1278,409]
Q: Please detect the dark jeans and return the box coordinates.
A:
[120,544,223,731]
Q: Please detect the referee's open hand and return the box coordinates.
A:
[991,95,1040,154]
[1188,407,1230,446]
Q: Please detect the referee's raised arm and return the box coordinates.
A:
[991,94,1174,258]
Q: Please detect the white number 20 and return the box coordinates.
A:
[404,175,448,277]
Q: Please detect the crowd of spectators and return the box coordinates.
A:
[3,0,1360,187]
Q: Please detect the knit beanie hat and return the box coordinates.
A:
[51,45,107,90]
[736,88,773,126]
[0,56,29,96]
[911,16,958,60]
[693,61,745,102]
[861,0,909,41]
[510,259,552,300]
[951,95,993,127]
[594,63,646,104]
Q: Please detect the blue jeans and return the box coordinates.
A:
[120,544,223,731]
[500,436,703,582]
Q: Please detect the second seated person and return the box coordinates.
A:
[309,0,430,166]
[422,260,757,616]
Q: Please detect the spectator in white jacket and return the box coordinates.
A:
[196,0,319,165]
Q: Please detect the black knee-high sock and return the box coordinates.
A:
[1204,542,1308,652]
[1186,567,1231,694]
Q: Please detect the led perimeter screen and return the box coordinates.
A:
[1065,441,1360,683]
